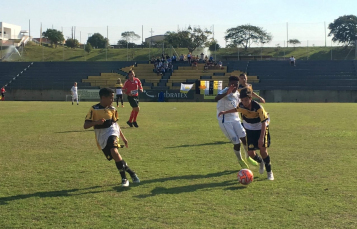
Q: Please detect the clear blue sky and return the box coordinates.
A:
[2,0,356,47]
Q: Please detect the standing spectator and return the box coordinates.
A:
[187,52,192,65]
[172,54,176,62]
[1,87,5,101]
[180,54,184,61]
[158,91,165,102]
[290,56,296,66]
[122,70,143,128]
[115,78,124,108]
[200,53,204,61]
[71,82,79,105]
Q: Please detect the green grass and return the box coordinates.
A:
[2,44,356,62]
[1,102,357,228]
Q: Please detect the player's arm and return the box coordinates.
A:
[137,78,143,92]
[83,119,105,129]
[258,121,267,148]
[218,108,238,117]
[252,91,265,103]
[119,129,128,148]
[215,85,234,101]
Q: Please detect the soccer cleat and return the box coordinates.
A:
[248,156,258,166]
[122,105,124,107]
[117,105,119,107]
[132,121,139,128]
[267,171,274,180]
[259,161,265,174]
[131,174,140,183]
[126,121,133,127]
[238,160,249,169]
[72,102,73,105]
[121,178,129,187]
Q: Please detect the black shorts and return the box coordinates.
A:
[102,135,120,161]
[127,96,139,108]
[116,94,123,99]
[1,93,4,97]
[246,126,270,150]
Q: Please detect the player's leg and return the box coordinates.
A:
[259,126,273,180]
[219,121,248,169]
[71,95,74,105]
[126,96,136,127]
[246,129,265,174]
[75,94,79,105]
[116,94,119,107]
[131,97,140,127]
[119,94,124,107]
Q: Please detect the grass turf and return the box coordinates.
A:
[0,102,356,228]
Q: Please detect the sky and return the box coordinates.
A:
[2,0,357,47]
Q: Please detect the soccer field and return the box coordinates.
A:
[0,102,356,228]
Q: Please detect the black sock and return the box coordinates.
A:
[253,154,263,163]
[263,155,272,172]
[115,161,127,179]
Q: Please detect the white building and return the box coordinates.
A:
[0,22,22,40]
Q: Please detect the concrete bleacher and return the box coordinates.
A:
[7,61,140,90]
[248,60,357,90]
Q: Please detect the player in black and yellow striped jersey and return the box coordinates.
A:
[238,73,265,103]
[84,87,140,187]
[218,87,274,181]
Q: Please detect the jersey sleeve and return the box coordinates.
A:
[137,78,143,90]
[258,105,269,122]
[112,109,119,122]
[85,107,94,121]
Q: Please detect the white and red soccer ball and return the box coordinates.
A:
[237,169,254,185]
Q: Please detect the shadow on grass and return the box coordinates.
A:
[165,141,228,148]
[54,129,93,133]
[133,170,245,198]
[0,185,104,205]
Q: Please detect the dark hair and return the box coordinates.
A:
[228,76,239,82]
[239,87,252,99]
[239,73,246,78]
[99,88,114,98]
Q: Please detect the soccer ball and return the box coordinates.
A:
[237,169,254,185]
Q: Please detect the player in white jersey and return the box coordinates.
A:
[71,82,79,105]
[215,76,257,169]
[115,78,124,107]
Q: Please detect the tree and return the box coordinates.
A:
[225,25,272,50]
[85,42,92,54]
[65,38,79,48]
[288,39,301,49]
[164,26,212,53]
[121,31,140,47]
[87,33,109,49]
[117,39,136,48]
[42,29,64,48]
[207,39,221,52]
[328,15,357,46]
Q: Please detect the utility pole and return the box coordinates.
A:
[286,22,289,47]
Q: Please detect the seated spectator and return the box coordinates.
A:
[168,62,173,72]
[192,59,198,70]
[180,54,184,61]
[209,56,214,62]
[203,63,208,72]
[205,55,208,62]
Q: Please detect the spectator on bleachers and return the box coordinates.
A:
[187,53,192,65]
[180,54,184,61]
[192,59,198,70]
[218,60,223,69]
[209,56,214,62]
[200,53,204,62]
[205,55,208,62]
[290,56,296,66]
[168,62,173,72]
[172,54,177,62]
[203,63,208,73]
[166,54,170,60]
[1,87,5,101]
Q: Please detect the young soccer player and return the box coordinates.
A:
[215,76,258,170]
[218,87,274,180]
[115,78,124,107]
[83,87,140,187]
[71,82,79,105]
[122,70,143,128]
[1,87,5,101]
[238,73,265,103]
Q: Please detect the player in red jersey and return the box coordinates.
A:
[122,70,143,128]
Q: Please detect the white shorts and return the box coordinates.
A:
[218,120,246,144]
[72,94,78,100]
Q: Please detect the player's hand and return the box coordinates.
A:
[227,85,235,94]
[259,97,266,103]
[122,138,128,148]
[140,89,143,93]
[96,118,105,125]
[218,111,225,117]
[258,138,264,148]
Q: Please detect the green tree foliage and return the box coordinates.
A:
[87,33,109,49]
[164,26,212,53]
[121,31,141,43]
[207,39,221,52]
[65,38,79,48]
[328,15,357,46]
[117,39,136,48]
[288,39,301,49]
[225,25,272,50]
[84,42,92,54]
[42,29,64,48]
